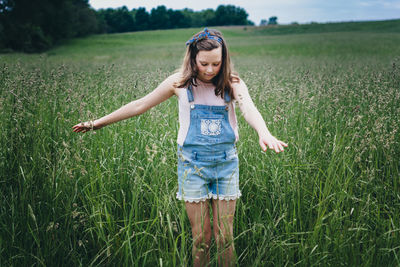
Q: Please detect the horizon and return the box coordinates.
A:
[89,0,400,25]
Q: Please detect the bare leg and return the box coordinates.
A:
[212,199,237,267]
[185,201,212,267]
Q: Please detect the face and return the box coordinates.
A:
[195,46,222,82]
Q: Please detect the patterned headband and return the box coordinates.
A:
[186,28,223,46]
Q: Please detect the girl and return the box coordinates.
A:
[73,28,287,267]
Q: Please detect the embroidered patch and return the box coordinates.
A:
[201,119,222,136]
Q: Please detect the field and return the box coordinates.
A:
[1,20,400,266]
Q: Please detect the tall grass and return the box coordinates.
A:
[1,25,399,266]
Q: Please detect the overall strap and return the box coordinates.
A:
[187,84,194,103]
[224,87,231,103]
[188,84,230,103]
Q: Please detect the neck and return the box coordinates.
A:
[196,77,214,84]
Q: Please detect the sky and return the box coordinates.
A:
[89,0,400,25]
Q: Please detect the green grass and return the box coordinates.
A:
[251,19,400,35]
[1,21,400,266]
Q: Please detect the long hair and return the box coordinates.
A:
[176,28,238,99]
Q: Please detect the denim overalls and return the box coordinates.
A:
[176,84,241,202]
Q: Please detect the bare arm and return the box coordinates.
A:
[232,78,288,153]
[73,73,179,132]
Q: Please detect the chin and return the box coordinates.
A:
[198,76,212,82]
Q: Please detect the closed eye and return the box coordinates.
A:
[200,62,221,67]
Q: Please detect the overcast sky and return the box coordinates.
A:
[89,0,400,25]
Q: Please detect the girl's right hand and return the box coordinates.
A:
[259,134,288,153]
[72,121,100,133]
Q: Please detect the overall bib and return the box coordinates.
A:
[176,85,241,202]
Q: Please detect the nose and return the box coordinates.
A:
[207,65,213,73]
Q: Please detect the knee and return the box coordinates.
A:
[214,225,234,247]
[215,233,234,248]
[193,225,212,249]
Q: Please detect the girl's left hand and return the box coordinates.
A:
[72,121,100,133]
[259,134,288,153]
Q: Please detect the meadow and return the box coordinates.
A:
[1,20,400,266]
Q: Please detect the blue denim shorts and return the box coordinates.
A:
[176,145,241,203]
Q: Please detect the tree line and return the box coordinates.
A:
[0,0,254,53]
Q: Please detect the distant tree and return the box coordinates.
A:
[247,20,255,26]
[98,6,135,33]
[260,19,268,26]
[215,5,228,25]
[95,10,108,33]
[201,9,217,26]
[150,5,169,29]
[215,5,249,26]
[181,8,207,27]
[0,2,255,52]
[268,16,278,25]
[168,9,188,29]
[0,0,98,52]
[135,7,150,31]
[180,9,194,27]
[74,4,100,36]
[114,6,135,32]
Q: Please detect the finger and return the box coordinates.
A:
[278,143,284,152]
[268,142,273,150]
[259,140,267,151]
[280,141,288,147]
[273,143,279,153]
[274,142,282,153]
[73,124,83,130]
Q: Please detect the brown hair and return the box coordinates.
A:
[176,28,238,99]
